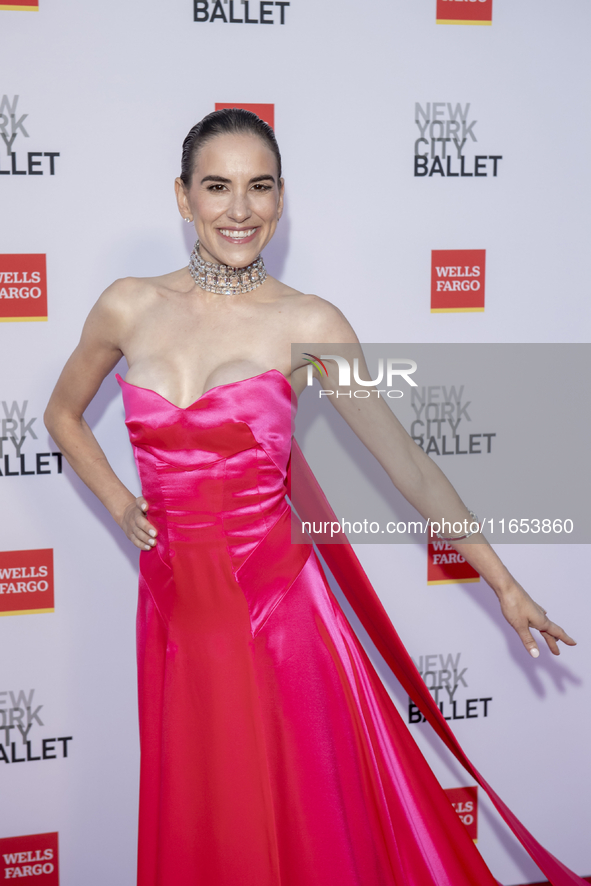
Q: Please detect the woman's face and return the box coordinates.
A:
[176,132,284,269]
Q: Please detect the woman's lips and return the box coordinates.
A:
[216,227,259,245]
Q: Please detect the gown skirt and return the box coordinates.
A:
[117,369,584,886]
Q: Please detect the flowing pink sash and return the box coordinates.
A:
[287,438,585,886]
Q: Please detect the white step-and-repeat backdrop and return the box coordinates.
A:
[1,1,589,884]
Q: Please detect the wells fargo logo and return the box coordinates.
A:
[0,833,58,883]
[0,254,47,322]
[445,786,478,841]
[0,549,54,616]
[0,0,38,9]
[215,102,274,130]
[437,0,492,26]
[427,541,479,585]
[431,249,485,313]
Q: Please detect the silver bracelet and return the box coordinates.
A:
[430,511,481,542]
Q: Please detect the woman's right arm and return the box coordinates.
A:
[44,281,157,551]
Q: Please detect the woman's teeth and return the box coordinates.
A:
[219,229,256,239]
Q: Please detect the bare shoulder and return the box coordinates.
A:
[88,267,188,332]
[274,283,358,343]
[93,275,148,318]
[96,268,186,314]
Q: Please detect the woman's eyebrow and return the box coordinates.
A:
[250,174,276,184]
[200,174,232,184]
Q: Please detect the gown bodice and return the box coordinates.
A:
[118,368,295,475]
[118,369,296,569]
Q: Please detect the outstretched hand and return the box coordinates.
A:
[498,581,576,658]
[120,496,158,551]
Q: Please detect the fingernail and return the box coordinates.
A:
[530,648,540,658]
[149,530,156,537]
[144,545,151,550]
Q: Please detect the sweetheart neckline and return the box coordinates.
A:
[116,368,292,411]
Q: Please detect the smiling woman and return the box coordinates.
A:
[44,109,582,886]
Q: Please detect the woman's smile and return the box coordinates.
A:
[217,226,259,245]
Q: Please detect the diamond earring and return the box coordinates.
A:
[185,218,193,224]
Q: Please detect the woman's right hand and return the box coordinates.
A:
[120,496,158,550]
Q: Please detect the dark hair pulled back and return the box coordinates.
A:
[180,108,282,187]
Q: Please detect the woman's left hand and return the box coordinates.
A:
[497,581,577,657]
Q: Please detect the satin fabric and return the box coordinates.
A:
[117,369,583,886]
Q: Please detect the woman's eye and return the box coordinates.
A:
[252,184,272,191]
[207,184,227,192]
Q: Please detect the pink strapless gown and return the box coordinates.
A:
[117,369,584,886]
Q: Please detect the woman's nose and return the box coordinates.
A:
[227,191,251,222]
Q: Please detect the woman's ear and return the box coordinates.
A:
[175,177,192,221]
[277,178,285,220]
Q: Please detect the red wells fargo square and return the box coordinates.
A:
[436,0,492,25]
[445,786,479,841]
[0,254,47,322]
[431,249,485,313]
[0,549,54,616]
[0,832,59,883]
[215,103,275,130]
[0,0,39,8]
[427,541,479,585]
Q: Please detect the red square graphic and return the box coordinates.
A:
[427,541,479,585]
[436,0,492,25]
[215,103,275,130]
[0,0,38,7]
[0,549,54,616]
[445,786,478,841]
[0,833,59,883]
[431,249,485,313]
[0,254,47,321]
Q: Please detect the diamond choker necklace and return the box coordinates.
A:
[188,240,267,295]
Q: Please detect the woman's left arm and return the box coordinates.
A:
[298,302,576,659]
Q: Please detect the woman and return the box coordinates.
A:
[45,110,580,886]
